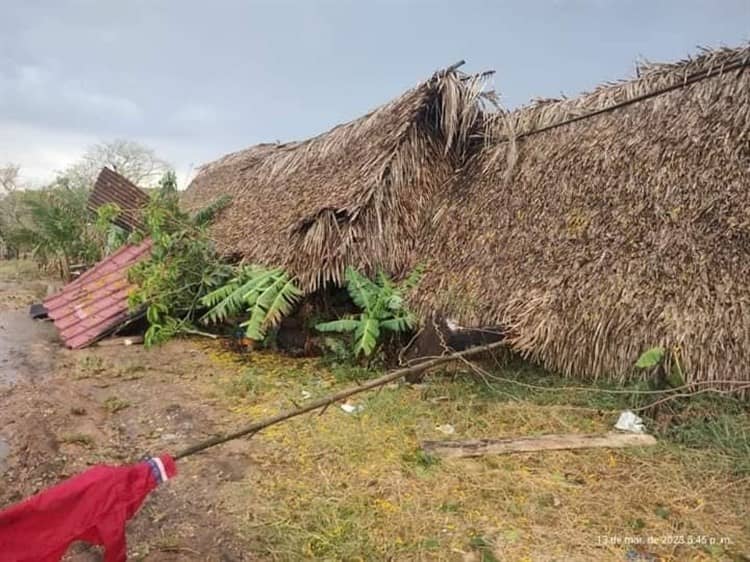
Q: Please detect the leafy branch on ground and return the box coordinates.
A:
[128,173,303,347]
[127,173,234,346]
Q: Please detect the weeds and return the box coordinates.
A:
[103,396,130,414]
[206,347,749,560]
[74,355,106,378]
[60,433,95,447]
[226,367,268,398]
[468,535,500,562]
[0,260,43,282]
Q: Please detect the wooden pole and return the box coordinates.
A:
[174,341,505,460]
[422,432,657,458]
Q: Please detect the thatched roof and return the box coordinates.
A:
[183,64,494,291]
[413,45,750,386]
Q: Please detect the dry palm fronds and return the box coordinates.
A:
[183,64,494,291]
[413,44,750,387]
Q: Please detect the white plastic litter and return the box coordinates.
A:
[615,410,646,434]
[436,424,455,435]
[340,403,364,414]
[445,318,462,332]
[301,390,312,399]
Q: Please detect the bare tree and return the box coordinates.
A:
[0,164,24,258]
[60,139,171,189]
[0,163,20,193]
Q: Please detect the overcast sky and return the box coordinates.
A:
[1,0,748,187]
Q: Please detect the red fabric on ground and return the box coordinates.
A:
[0,455,176,562]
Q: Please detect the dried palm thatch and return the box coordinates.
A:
[183,64,494,291]
[413,45,750,386]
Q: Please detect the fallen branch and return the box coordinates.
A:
[173,340,507,460]
[422,431,657,458]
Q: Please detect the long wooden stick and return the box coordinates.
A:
[422,432,657,458]
[174,341,505,460]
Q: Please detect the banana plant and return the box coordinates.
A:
[315,266,422,357]
[200,265,302,341]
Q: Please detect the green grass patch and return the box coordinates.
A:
[60,433,95,447]
[203,345,749,561]
[103,396,131,414]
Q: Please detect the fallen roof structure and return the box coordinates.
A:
[44,240,153,349]
[88,167,150,232]
[183,62,495,291]
[413,45,750,386]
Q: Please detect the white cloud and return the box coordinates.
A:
[0,122,96,186]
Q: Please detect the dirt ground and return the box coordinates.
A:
[0,263,748,561]
[0,265,258,560]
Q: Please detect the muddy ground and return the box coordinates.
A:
[0,275,258,560]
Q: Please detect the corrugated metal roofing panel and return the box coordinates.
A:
[44,240,153,349]
[88,167,150,232]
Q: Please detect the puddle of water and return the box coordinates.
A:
[0,310,59,386]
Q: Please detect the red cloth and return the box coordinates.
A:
[0,455,177,562]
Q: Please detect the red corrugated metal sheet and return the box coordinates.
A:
[44,240,153,349]
[88,168,150,232]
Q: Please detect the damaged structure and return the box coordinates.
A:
[413,46,750,385]
[88,167,150,231]
[183,63,495,291]
[44,240,153,348]
[50,46,750,390]
[44,168,153,348]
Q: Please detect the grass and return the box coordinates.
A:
[60,433,96,447]
[0,259,45,282]
[103,396,131,414]
[198,347,750,561]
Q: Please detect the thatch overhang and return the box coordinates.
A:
[183,64,495,291]
[413,45,750,386]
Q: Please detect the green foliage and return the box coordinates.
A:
[1,142,168,272]
[191,194,231,227]
[2,185,101,276]
[94,203,128,255]
[635,346,665,369]
[468,535,500,562]
[635,345,685,389]
[128,178,234,346]
[664,411,750,475]
[315,266,422,357]
[200,266,303,341]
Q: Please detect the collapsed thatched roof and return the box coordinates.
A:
[413,45,750,386]
[183,64,494,291]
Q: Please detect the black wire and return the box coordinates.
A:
[498,56,750,142]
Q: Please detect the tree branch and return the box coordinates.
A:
[173,340,506,460]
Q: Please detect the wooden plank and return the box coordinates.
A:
[422,432,657,458]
